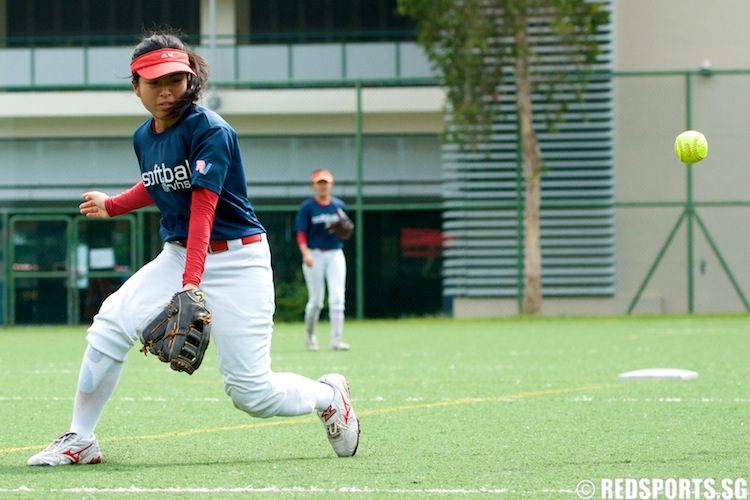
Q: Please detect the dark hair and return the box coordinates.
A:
[131,31,209,118]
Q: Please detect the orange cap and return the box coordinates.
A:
[130,48,196,79]
[311,170,334,183]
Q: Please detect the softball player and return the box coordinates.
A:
[294,170,351,351]
[27,31,359,466]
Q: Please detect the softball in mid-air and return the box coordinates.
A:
[674,130,708,164]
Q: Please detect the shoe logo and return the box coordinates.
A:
[321,405,337,421]
[62,443,93,464]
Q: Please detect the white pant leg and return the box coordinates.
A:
[200,237,328,418]
[303,250,327,311]
[87,239,328,420]
[302,249,327,335]
[73,244,183,436]
[326,249,346,313]
[87,243,184,362]
[326,250,347,344]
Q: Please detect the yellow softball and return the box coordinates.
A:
[674,130,708,164]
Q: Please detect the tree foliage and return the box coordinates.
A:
[397,0,609,146]
[398,0,610,314]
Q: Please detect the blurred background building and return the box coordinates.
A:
[1,0,749,324]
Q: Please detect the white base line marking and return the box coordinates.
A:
[1,486,577,495]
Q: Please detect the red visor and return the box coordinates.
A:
[311,170,334,183]
[130,48,196,79]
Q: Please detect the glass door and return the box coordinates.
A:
[9,216,72,324]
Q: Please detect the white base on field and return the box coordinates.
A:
[618,368,699,380]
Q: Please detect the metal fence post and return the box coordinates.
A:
[355,81,365,320]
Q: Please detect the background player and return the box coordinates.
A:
[295,169,352,351]
[27,30,358,466]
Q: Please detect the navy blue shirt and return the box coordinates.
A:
[294,197,348,250]
[133,104,265,242]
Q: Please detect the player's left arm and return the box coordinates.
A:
[182,124,232,288]
[182,186,219,289]
[328,202,354,241]
[336,200,352,220]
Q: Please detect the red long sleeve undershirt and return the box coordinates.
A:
[103,182,219,288]
[182,187,219,287]
[103,181,153,217]
[296,231,307,245]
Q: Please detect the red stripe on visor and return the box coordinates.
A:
[130,49,197,80]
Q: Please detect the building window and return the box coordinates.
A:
[244,0,415,44]
[5,0,200,47]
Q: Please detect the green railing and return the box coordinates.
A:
[0,34,429,91]
[2,69,750,322]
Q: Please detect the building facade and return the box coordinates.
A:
[1,0,749,324]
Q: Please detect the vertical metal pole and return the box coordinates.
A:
[68,217,77,325]
[395,42,401,79]
[136,211,145,269]
[355,81,365,320]
[207,0,221,109]
[83,47,89,86]
[2,212,9,326]
[341,43,347,79]
[515,115,524,313]
[30,49,36,88]
[8,217,15,325]
[685,73,694,313]
[287,45,293,81]
[209,0,217,68]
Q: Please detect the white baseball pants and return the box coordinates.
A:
[85,236,328,419]
[302,248,347,345]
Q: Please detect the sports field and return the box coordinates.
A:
[1,314,749,498]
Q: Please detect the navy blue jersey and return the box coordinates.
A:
[294,197,348,250]
[133,104,265,242]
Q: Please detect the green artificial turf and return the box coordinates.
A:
[0,314,749,498]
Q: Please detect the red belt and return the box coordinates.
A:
[209,234,263,253]
[176,234,263,253]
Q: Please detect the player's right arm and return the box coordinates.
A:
[294,202,314,267]
[79,191,111,218]
[297,232,314,267]
[80,181,154,219]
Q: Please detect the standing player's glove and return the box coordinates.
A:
[327,208,355,241]
[139,289,212,375]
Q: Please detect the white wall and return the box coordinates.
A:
[614,0,750,72]
[455,0,750,317]
[612,0,750,315]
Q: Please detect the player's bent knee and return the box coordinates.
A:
[232,399,276,418]
[228,388,280,419]
[328,302,344,312]
[306,303,323,314]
